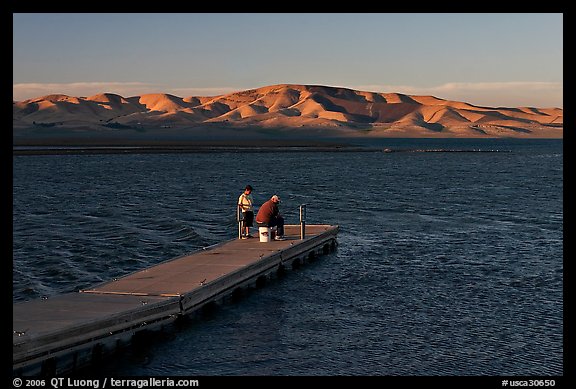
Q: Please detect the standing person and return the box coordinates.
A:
[256,194,285,240]
[238,185,254,239]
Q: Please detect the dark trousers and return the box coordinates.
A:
[268,216,284,236]
[242,211,254,228]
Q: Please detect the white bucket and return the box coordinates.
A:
[259,227,272,242]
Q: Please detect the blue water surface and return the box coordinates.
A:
[12,138,563,375]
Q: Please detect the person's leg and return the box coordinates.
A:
[245,211,254,236]
[268,218,278,237]
[241,212,247,236]
[269,216,284,236]
[275,216,284,237]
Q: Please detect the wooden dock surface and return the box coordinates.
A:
[13,224,339,375]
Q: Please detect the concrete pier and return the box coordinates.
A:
[13,224,339,376]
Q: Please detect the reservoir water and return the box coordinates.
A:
[12,138,563,375]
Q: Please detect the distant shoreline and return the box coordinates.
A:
[13,145,370,156]
[12,138,522,156]
[12,138,371,155]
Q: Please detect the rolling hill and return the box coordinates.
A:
[13,84,563,139]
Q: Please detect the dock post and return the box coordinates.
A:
[299,204,306,239]
[237,205,243,239]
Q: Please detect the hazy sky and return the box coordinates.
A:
[13,13,563,107]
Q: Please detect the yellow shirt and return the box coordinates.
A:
[238,193,253,212]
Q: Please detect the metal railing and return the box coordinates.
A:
[299,204,306,239]
[237,205,244,239]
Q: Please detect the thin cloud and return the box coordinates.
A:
[13,82,245,101]
[168,87,243,97]
[349,82,563,108]
[13,82,161,100]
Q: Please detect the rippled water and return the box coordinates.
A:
[12,138,563,375]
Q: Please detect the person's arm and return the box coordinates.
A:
[238,194,246,211]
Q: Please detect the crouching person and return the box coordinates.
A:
[256,194,285,240]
